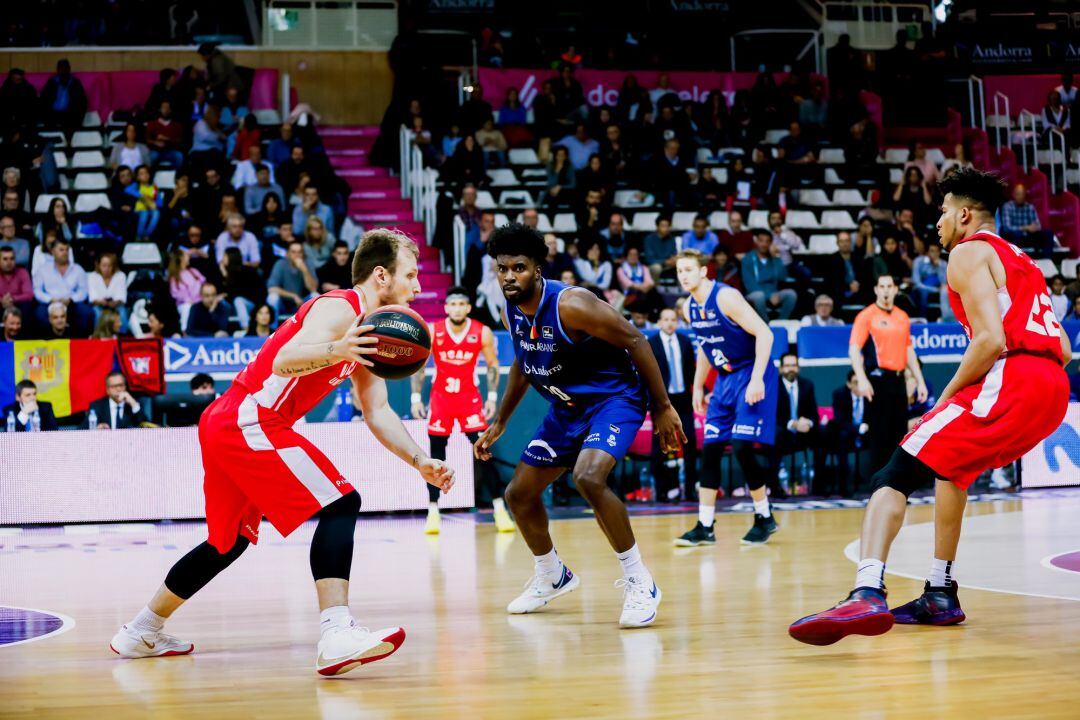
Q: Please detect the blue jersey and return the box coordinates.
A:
[686,281,758,373]
[506,279,644,409]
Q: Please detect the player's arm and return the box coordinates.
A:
[935,242,1007,409]
[352,366,454,492]
[1059,324,1073,367]
[475,310,522,459]
[716,286,774,405]
[848,311,874,400]
[692,347,711,415]
[906,344,928,402]
[271,298,376,377]
[559,288,686,452]
[410,322,433,419]
[480,324,500,419]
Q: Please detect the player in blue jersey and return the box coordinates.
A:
[673,249,781,546]
[475,223,686,628]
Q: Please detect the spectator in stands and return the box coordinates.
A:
[577,153,613,200]
[165,173,194,235]
[219,86,249,134]
[301,215,333,265]
[600,212,629,260]
[825,230,861,310]
[457,184,481,229]
[574,239,613,296]
[519,208,540,230]
[1066,263,1080,302]
[33,238,91,334]
[1056,72,1077,108]
[3,379,59,432]
[854,216,874,259]
[644,215,677,279]
[531,81,562,161]
[681,214,718,256]
[1001,184,1055,258]
[242,162,284,217]
[843,117,878,182]
[108,164,137,237]
[267,122,296,169]
[903,141,939,189]
[91,308,122,339]
[1050,275,1069,322]
[175,223,214,279]
[189,85,209,124]
[0,69,39,137]
[707,245,741,291]
[40,59,86,139]
[768,210,807,267]
[741,229,796,320]
[543,145,576,208]
[497,88,529,144]
[749,145,781,207]
[892,166,933,228]
[317,241,351,292]
[88,252,127,330]
[650,138,689,208]
[940,141,972,177]
[475,118,508,168]
[87,371,144,429]
[129,165,162,241]
[718,210,754,258]
[191,373,217,397]
[912,242,947,318]
[233,144,274,191]
[145,69,178,119]
[778,121,816,168]
[827,370,866,496]
[875,234,912,289]
[219,247,263,328]
[34,197,74,246]
[3,189,33,239]
[1065,295,1080,322]
[616,246,660,312]
[1041,90,1070,142]
[600,124,632,185]
[108,123,151,172]
[2,306,21,341]
[801,294,843,327]
[190,105,226,172]
[199,43,243,103]
[143,303,181,339]
[267,239,318,317]
[557,123,599,171]
[215,213,260,268]
[775,352,826,493]
[895,206,926,257]
[0,245,31,317]
[459,83,494,135]
[167,248,205,309]
[43,300,74,339]
[553,65,588,124]
[798,82,829,142]
[186,280,231,337]
[1,168,27,216]
[542,233,575,280]
[692,167,724,212]
[444,135,487,188]
[0,217,30,271]
[246,303,276,337]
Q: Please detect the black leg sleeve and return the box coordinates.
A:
[310,491,361,582]
[733,439,772,491]
[699,442,726,491]
[164,537,250,600]
[427,435,449,503]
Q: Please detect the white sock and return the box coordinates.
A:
[492,498,506,512]
[698,504,716,528]
[428,501,439,512]
[319,605,352,635]
[855,558,886,590]
[131,606,166,633]
[753,497,771,518]
[929,558,954,587]
[534,548,562,578]
[616,543,650,581]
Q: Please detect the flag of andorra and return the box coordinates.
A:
[0,340,117,417]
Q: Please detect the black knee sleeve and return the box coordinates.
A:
[310,491,361,581]
[427,435,449,502]
[733,440,769,491]
[165,537,250,600]
[699,442,725,490]
[869,448,936,498]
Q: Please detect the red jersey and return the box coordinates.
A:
[233,288,364,424]
[948,231,1065,364]
[428,318,488,436]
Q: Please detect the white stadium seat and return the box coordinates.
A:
[925,148,946,166]
[824,168,843,185]
[832,189,868,206]
[40,131,66,148]
[763,128,788,145]
[253,109,282,126]
[553,213,578,233]
[74,193,111,213]
[34,194,69,214]
[1061,258,1078,280]
[629,212,658,233]
[747,210,770,228]
[475,190,496,209]
[818,148,846,164]
[508,148,540,165]
[487,168,518,187]
[73,172,108,191]
[498,190,535,208]
[799,189,832,207]
[1034,258,1058,278]
[71,131,104,149]
[53,152,69,170]
[82,111,102,128]
[121,242,163,267]
[672,211,698,231]
[889,167,903,185]
[709,210,730,231]
[986,114,1010,129]
[808,234,839,254]
[613,189,654,208]
[785,210,820,230]
[820,210,857,230]
[71,150,106,169]
[696,148,717,165]
[154,170,176,190]
[881,148,910,164]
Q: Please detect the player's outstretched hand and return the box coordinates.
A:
[411,401,428,419]
[419,458,455,494]
[692,386,707,416]
[474,421,504,461]
[745,377,765,405]
[332,322,379,367]
[483,399,497,420]
[653,405,688,454]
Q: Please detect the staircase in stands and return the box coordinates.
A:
[322,126,450,320]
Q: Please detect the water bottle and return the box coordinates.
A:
[31,411,40,432]
[88,408,98,429]
[778,464,790,493]
[6,411,14,433]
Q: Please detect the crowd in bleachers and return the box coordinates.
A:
[421,64,1080,332]
[0,53,365,344]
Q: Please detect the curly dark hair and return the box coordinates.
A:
[486,222,547,264]
[938,167,1008,214]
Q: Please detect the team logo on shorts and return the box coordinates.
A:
[585,432,600,443]
[609,424,620,434]
[429,419,445,432]
[607,435,617,447]
[541,326,554,339]
[526,440,557,458]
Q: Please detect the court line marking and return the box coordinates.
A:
[1039,549,1080,577]
[0,605,76,648]
[843,537,1080,604]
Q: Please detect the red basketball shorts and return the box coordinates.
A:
[901,353,1069,489]
[198,387,355,553]
[427,389,488,437]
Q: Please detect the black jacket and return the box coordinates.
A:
[831,386,866,437]
[86,396,143,429]
[777,376,820,432]
[648,330,696,398]
[2,400,59,431]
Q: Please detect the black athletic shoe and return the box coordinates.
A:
[740,513,779,545]
[674,521,716,547]
[891,581,966,625]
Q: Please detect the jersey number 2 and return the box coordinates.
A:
[1026,293,1061,337]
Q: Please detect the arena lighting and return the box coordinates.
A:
[934,0,953,23]
[464,85,475,92]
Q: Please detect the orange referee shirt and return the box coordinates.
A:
[850,303,911,372]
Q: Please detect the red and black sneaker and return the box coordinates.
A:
[789,587,895,646]
[890,581,966,626]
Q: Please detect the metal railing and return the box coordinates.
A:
[452,216,467,286]
[1048,129,1068,194]
[1018,110,1038,173]
[397,124,439,256]
[992,91,1010,153]
[967,75,985,133]
[822,2,932,50]
[730,29,823,73]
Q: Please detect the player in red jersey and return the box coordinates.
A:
[111,229,455,676]
[790,168,1072,646]
[410,286,511,535]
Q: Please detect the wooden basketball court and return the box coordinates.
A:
[3,494,1080,719]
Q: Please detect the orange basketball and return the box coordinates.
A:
[363,304,431,380]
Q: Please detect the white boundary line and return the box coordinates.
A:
[0,605,76,648]
[1039,549,1080,577]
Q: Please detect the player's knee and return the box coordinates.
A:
[322,490,361,517]
[869,449,935,499]
[504,477,536,510]
[572,467,609,500]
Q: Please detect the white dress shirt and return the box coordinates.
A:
[660,330,684,395]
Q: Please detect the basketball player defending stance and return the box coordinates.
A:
[411,286,512,535]
[673,249,780,546]
[111,230,455,675]
[475,224,685,628]
[790,168,1072,645]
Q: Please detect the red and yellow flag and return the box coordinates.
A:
[13,340,117,417]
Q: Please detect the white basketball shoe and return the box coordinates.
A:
[316,624,406,676]
[616,576,662,628]
[507,564,580,614]
[110,625,194,658]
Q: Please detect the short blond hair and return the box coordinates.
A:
[674,248,707,267]
[352,228,420,285]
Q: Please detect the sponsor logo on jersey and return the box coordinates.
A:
[466,334,478,343]
[609,424,620,434]
[585,432,601,443]
[606,434,617,447]
[526,439,558,458]
[521,361,561,377]
[541,326,554,339]
[518,340,557,352]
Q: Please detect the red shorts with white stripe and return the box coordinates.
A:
[198,386,355,553]
[901,353,1069,489]
[426,390,488,437]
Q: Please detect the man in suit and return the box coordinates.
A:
[775,353,827,494]
[87,371,144,429]
[3,380,59,431]
[829,370,870,496]
[648,307,698,501]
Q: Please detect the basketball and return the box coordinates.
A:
[363,304,431,380]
